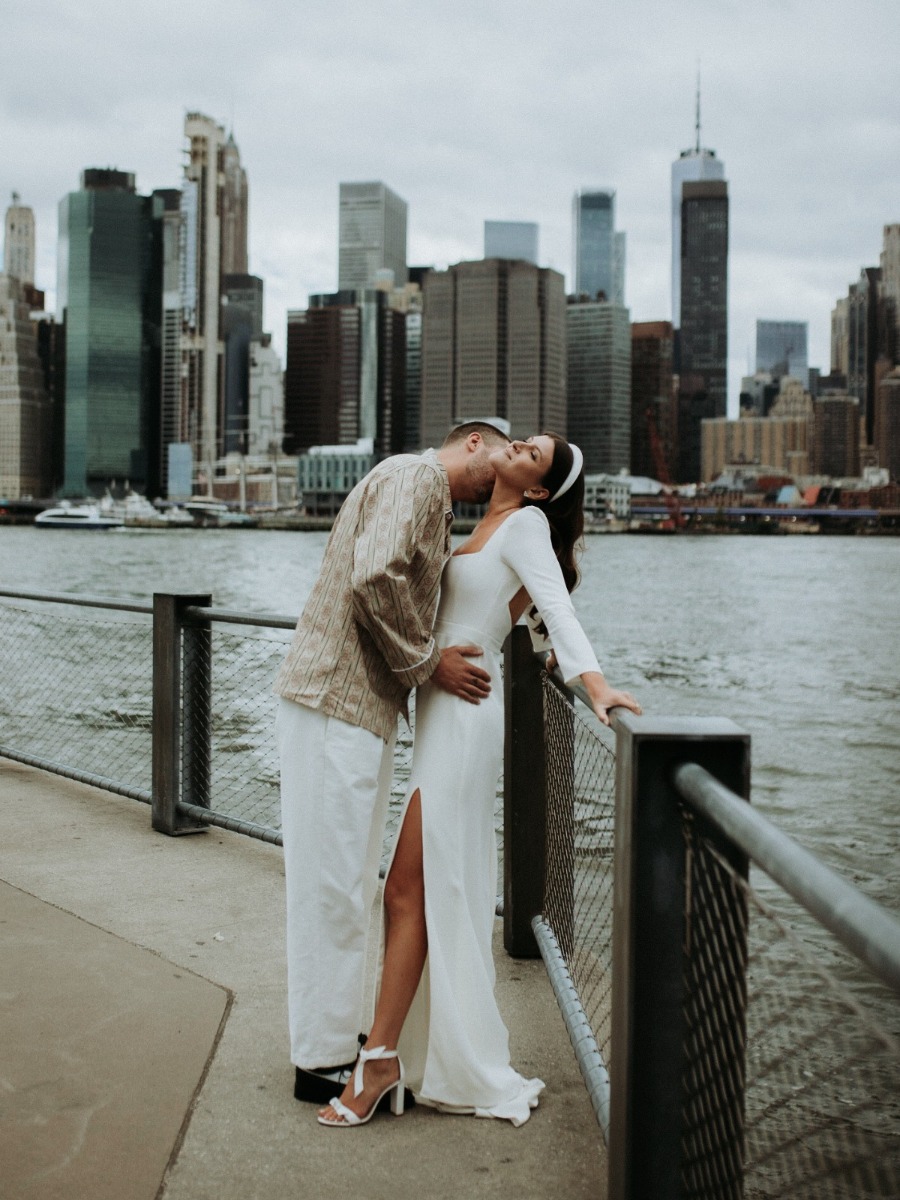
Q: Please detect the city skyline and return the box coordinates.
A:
[1,1,896,416]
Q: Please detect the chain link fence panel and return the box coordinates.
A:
[0,598,153,795]
[0,599,501,876]
[541,675,617,1074]
[683,827,900,1199]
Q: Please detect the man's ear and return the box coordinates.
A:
[466,431,483,452]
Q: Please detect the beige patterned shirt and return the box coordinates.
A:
[274,451,454,741]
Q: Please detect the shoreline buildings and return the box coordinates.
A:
[47,115,282,501]
[284,182,412,466]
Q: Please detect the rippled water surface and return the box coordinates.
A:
[3,525,898,910]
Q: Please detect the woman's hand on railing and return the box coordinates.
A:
[580,671,642,727]
[539,651,641,725]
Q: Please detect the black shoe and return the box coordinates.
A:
[294,1063,417,1110]
[294,1063,356,1104]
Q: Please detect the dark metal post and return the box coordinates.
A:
[503,625,548,957]
[543,677,576,962]
[182,606,212,811]
[608,714,750,1200]
[151,593,211,835]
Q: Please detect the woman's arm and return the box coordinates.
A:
[502,508,641,724]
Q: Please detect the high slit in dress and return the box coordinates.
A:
[381,505,602,1127]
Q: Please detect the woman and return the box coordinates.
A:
[318,434,641,1128]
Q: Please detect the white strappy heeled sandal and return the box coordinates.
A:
[316,1045,405,1127]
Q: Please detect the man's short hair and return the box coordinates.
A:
[442,421,511,448]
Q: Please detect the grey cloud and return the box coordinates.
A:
[2,0,896,404]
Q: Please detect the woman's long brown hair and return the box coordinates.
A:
[522,432,585,630]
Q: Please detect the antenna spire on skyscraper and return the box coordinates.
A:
[695,66,701,154]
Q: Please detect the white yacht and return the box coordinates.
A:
[34,501,125,530]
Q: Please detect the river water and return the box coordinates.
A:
[2,525,898,913]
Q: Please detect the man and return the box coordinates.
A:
[274,422,511,1104]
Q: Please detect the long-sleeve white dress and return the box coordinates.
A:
[386,505,601,1127]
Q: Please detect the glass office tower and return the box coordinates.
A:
[566,297,632,474]
[573,189,618,302]
[756,320,809,388]
[484,220,539,264]
[57,169,160,496]
[338,182,408,291]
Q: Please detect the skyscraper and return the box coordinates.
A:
[404,307,423,451]
[221,132,249,275]
[677,179,729,481]
[420,259,565,447]
[875,368,900,480]
[613,231,627,308]
[631,321,676,480]
[880,224,900,364]
[178,113,233,482]
[573,189,624,303]
[832,267,880,446]
[4,193,35,286]
[0,274,51,497]
[155,188,183,497]
[483,220,538,264]
[247,335,284,457]
[57,169,162,496]
[222,274,264,453]
[338,182,408,291]
[813,394,860,477]
[283,289,406,457]
[566,297,631,475]
[756,320,809,387]
[670,83,725,327]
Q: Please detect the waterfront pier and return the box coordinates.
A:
[0,758,603,1200]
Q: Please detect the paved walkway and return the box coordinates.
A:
[0,758,606,1200]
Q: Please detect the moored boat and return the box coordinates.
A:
[34,501,124,530]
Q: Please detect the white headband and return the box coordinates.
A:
[550,444,583,502]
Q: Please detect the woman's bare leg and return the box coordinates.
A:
[318,789,426,1122]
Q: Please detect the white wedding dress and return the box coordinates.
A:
[386,505,601,1126]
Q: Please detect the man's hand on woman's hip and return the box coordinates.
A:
[431,645,492,703]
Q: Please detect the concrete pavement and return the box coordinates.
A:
[0,757,606,1200]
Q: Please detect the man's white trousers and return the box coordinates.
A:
[276,697,395,1070]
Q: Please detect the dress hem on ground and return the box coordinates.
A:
[415,1076,546,1127]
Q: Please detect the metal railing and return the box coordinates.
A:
[2,591,898,1197]
[505,641,900,1200]
[0,588,426,862]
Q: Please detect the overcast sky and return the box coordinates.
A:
[3,0,898,415]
